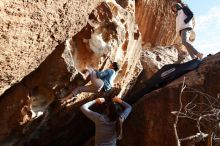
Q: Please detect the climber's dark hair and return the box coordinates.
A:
[106,100,123,140]
[175,3,182,10]
[107,102,123,122]
[171,3,182,13]
[30,86,40,97]
[104,87,122,119]
[112,62,120,72]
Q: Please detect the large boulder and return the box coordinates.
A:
[120,53,220,146]
[141,46,191,79]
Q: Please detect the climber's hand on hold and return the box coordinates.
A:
[112,96,123,103]
[96,98,105,104]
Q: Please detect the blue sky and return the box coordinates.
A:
[183,0,220,57]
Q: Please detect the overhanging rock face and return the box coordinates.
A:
[0,1,142,145]
[0,0,102,96]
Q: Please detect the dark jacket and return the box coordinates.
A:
[182,5,194,24]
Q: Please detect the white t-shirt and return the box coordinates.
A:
[176,9,193,33]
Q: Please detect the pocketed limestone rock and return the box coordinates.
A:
[0,1,142,145]
[0,0,102,96]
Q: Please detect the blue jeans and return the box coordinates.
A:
[72,68,104,96]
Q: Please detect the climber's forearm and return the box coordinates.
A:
[99,57,109,71]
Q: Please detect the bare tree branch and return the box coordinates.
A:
[172,77,220,146]
[173,77,186,146]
